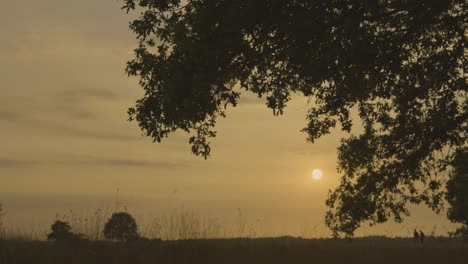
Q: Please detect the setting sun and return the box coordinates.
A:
[312,169,323,180]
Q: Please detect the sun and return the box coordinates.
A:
[312,169,323,180]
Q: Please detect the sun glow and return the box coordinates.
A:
[312,169,323,180]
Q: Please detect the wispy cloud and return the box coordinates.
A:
[0,0,133,53]
[0,108,138,142]
[0,110,24,122]
[58,88,118,103]
[53,87,121,121]
[0,159,37,168]
[43,121,138,142]
[0,156,186,170]
[61,157,184,169]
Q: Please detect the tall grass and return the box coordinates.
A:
[3,226,46,241]
[45,203,227,241]
[53,207,112,240]
[1,203,279,241]
[143,206,223,240]
[0,200,461,241]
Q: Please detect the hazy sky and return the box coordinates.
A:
[0,0,455,237]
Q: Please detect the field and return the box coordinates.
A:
[1,237,468,264]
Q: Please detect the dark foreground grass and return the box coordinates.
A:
[1,237,467,264]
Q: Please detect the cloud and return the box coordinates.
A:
[0,0,133,51]
[53,88,121,121]
[0,111,21,122]
[0,192,117,209]
[0,156,186,170]
[0,108,138,142]
[46,122,138,142]
[0,159,37,168]
[61,157,183,169]
[58,88,118,103]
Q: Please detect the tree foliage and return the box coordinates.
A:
[103,212,139,241]
[121,0,467,236]
[47,220,81,241]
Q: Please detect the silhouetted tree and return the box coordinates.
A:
[47,220,80,241]
[103,212,139,241]
[0,203,5,239]
[446,149,468,237]
[121,0,467,236]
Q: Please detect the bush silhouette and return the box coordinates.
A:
[103,212,138,241]
[47,220,80,241]
[0,203,5,240]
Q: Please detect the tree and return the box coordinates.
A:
[446,148,468,237]
[121,0,467,236]
[103,212,139,241]
[47,220,80,241]
[0,203,5,239]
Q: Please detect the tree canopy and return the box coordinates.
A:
[104,212,139,241]
[121,0,467,236]
[47,220,81,241]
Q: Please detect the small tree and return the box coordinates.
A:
[47,220,80,241]
[103,212,138,241]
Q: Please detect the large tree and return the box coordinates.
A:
[446,149,468,229]
[121,0,467,236]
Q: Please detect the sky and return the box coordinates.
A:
[0,0,456,238]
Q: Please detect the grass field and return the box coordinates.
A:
[1,237,467,264]
[1,205,467,263]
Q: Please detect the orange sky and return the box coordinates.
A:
[0,0,456,237]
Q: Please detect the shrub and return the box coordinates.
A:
[47,220,81,241]
[103,212,138,241]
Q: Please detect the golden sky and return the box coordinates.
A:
[0,0,455,237]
